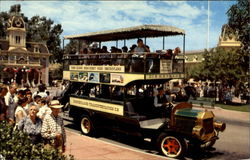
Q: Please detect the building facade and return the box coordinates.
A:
[0,13,51,86]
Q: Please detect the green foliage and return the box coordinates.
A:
[189,0,249,88]
[50,63,63,80]
[187,63,206,81]
[26,15,64,63]
[64,40,79,55]
[0,121,74,160]
[227,0,250,70]
[188,48,246,86]
[0,12,10,38]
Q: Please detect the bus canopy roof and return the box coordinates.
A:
[64,24,185,42]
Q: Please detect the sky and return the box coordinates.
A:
[0,1,236,52]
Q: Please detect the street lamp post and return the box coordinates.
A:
[37,69,41,86]
[25,68,30,87]
[21,66,30,87]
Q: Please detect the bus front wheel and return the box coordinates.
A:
[157,133,187,158]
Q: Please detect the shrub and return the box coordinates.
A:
[0,121,74,160]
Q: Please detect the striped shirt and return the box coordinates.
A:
[41,114,66,145]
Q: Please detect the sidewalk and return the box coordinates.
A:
[65,130,169,160]
[193,105,250,124]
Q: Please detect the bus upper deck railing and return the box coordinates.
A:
[63,52,184,74]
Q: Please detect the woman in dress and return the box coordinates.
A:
[15,97,28,123]
[18,104,43,144]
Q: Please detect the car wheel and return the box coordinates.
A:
[157,133,187,158]
[80,115,94,136]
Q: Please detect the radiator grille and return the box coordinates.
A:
[175,116,196,133]
[203,118,214,133]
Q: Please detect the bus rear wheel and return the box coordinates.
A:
[80,115,94,136]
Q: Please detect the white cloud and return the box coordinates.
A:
[1,1,226,51]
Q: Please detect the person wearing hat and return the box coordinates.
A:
[41,100,66,153]
[154,87,172,117]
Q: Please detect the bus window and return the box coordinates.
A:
[99,84,111,99]
[112,86,124,101]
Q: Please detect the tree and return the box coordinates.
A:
[0,12,10,38]
[0,4,63,63]
[227,0,250,73]
[64,39,79,55]
[188,48,245,87]
[26,15,63,63]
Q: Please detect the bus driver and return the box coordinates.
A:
[154,87,172,117]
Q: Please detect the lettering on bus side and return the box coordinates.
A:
[70,97,124,116]
[146,74,184,79]
[69,65,125,73]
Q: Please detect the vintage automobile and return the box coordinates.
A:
[62,25,226,158]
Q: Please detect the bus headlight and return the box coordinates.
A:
[214,121,226,132]
[192,126,205,137]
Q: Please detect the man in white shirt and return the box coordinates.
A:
[134,39,150,54]
[32,84,48,99]
[5,83,17,122]
[132,39,152,72]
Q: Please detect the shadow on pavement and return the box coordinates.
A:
[185,146,224,160]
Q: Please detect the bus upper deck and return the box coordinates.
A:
[62,24,186,85]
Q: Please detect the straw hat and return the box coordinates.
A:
[49,100,63,109]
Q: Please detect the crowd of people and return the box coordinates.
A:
[170,82,250,104]
[71,39,151,55]
[68,39,181,73]
[0,83,66,153]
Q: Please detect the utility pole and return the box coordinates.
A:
[207,1,210,50]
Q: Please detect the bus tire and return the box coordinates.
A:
[156,133,187,159]
[80,115,94,136]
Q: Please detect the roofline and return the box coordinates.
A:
[64,24,185,42]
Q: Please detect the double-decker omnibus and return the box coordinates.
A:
[62,25,225,158]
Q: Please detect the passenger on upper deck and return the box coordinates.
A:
[99,46,110,65]
[134,39,150,54]
[69,48,77,55]
[132,39,152,72]
[82,48,88,54]
[122,46,128,53]
[173,47,181,59]
[101,46,109,53]
[164,49,173,59]
[129,44,137,53]
[110,46,118,53]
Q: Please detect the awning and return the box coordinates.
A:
[64,24,185,42]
